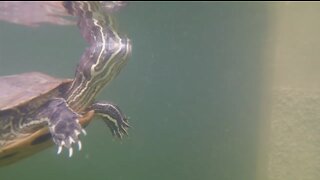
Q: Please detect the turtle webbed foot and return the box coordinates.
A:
[90,101,130,139]
[50,116,85,157]
[104,115,130,139]
[44,98,86,157]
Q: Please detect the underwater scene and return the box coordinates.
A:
[0,2,319,180]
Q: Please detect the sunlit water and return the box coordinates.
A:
[0,2,319,180]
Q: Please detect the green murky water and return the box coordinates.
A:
[0,2,279,180]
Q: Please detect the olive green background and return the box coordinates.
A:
[0,2,274,180]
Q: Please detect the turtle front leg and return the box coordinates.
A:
[90,101,130,139]
[39,98,85,157]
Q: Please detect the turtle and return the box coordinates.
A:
[0,1,131,166]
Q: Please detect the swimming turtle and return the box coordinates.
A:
[0,1,131,166]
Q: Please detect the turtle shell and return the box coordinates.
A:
[0,72,68,110]
[0,72,95,166]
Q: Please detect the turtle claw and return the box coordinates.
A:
[69,147,73,157]
[53,128,86,157]
[55,136,84,156]
[57,146,63,154]
[75,130,80,136]
[45,98,87,157]
[103,118,129,139]
[78,141,82,151]
[116,118,130,138]
[82,129,87,136]
[69,137,74,144]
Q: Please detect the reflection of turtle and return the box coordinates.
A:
[0,1,126,27]
[0,1,131,166]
